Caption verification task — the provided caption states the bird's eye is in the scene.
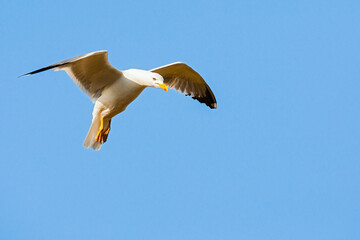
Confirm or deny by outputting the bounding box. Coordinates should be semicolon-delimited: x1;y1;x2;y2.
152;77;156;81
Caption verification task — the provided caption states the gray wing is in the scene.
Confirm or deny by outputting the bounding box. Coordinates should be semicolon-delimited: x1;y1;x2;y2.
151;62;217;109
20;50;122;102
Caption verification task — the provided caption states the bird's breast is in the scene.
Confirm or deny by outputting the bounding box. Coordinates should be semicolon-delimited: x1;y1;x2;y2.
97;77;146;118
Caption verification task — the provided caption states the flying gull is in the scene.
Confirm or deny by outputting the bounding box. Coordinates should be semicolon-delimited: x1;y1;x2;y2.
20;50;217;150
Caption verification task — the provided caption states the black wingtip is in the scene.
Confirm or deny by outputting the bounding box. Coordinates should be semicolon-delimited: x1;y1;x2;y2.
18;73;30;78
18;62;68;79
206;102;217;109
191;87;217;109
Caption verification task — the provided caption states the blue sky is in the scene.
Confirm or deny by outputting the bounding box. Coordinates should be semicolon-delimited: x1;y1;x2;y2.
1;0;359;239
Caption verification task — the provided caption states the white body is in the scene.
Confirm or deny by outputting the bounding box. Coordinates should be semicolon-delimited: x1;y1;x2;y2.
83;70;156;150
95;75;146;119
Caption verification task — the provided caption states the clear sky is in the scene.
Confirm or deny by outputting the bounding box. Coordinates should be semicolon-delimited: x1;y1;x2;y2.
1;0;359;239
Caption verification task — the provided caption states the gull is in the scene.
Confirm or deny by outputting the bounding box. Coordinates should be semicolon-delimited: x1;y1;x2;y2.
20;50;217;150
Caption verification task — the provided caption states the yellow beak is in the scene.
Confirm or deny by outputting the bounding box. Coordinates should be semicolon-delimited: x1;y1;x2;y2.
158;83;168;92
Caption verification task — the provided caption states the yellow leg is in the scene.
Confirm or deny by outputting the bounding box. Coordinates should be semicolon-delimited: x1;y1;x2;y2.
95;117;104;142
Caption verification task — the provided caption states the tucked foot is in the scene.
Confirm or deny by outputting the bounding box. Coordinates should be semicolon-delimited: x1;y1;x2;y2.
95;118;111;144
102;127;111;142
95;117;104;142
95;127;110;143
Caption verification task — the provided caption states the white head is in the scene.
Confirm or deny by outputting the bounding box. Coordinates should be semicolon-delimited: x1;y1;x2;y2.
123;69;168;91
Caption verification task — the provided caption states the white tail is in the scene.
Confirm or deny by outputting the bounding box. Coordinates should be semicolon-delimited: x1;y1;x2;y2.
84;119;111;151
83;116;103;150
83;103;112;150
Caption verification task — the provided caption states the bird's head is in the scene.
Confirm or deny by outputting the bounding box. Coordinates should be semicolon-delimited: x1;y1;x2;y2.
123;69;168;91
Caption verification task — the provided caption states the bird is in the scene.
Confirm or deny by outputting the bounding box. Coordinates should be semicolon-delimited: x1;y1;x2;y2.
20;50;217;150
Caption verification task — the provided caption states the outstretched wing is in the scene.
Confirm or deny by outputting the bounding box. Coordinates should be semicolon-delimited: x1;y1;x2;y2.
151;62;217;109
20;50;122;102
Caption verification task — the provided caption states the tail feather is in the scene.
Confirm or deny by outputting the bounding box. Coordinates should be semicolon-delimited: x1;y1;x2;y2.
83;117;103;150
